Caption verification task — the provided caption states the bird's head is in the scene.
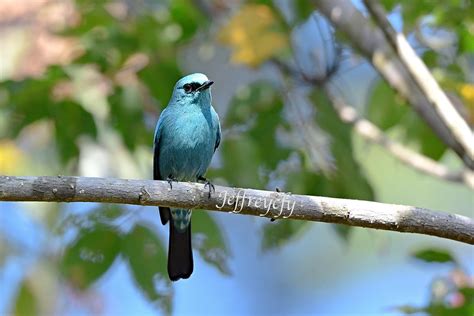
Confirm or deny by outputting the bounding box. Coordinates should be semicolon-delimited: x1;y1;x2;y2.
171;73;214;105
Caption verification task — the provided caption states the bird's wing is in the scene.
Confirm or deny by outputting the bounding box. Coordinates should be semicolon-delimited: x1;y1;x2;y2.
153;108;171;225
212;106;221;152
153;108;166;181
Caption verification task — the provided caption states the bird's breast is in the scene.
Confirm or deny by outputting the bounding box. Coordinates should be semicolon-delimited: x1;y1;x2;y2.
159;109;216;180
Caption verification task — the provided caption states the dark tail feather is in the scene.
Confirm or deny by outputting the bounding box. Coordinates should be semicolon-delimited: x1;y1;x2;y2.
168;221;193;281
159;207;170;225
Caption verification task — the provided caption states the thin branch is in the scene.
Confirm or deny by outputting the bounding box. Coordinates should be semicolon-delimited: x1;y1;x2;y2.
362;0;474;165
271;59;473;188
1;176;473;244
324;88;474;189
312;0;473;169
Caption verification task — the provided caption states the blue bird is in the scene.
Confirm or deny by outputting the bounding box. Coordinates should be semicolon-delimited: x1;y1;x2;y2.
153;73;221;281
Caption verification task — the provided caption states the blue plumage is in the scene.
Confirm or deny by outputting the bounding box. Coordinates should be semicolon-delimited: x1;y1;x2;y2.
153;73;220;281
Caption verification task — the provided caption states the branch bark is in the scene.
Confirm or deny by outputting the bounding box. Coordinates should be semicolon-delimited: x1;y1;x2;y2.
313;0;474;169
1;176;473;244
362;0;474;164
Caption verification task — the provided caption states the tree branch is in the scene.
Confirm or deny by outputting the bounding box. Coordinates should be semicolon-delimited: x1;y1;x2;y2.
362;0;474;165
324;89;474;189
1;176;473;244
270;59;473;188
313;0;474;169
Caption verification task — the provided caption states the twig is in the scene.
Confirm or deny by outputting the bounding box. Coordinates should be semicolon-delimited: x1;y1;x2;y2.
362;0;474;166
324;89;474;189
312;0;473;168
271;59;473;188
1;176;473;244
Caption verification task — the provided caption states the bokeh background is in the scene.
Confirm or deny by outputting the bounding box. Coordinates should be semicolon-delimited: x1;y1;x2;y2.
0;0;473;315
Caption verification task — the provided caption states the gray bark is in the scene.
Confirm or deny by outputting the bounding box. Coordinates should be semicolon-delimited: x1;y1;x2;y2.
1;175;473;244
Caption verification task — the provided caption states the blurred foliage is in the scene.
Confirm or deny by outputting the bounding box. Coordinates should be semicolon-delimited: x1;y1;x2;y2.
52;204;229;314
61;224;122;290
412;248;457;264
216;82;291;188
122;223;172;314
381;0;474;53
0;0;472;314
312;90;374;201
367;81;448;160
2;67;98;162
396;248;474;316
192;211;231;275
59;212;174;313
218;4;289;67
379;0;474;124
262;220;310;250
12;280;37;316
0;140;25;174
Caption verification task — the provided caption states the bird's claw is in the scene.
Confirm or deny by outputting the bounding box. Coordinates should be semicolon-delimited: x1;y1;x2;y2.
204;181;215;198
198;176;215;198
166;175;177;190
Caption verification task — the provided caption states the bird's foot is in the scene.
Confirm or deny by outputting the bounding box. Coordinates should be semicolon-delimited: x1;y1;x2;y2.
166;175;178;190
198;176;215;198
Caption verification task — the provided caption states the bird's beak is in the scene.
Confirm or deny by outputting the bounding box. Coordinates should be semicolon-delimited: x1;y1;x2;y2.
196;80;214;91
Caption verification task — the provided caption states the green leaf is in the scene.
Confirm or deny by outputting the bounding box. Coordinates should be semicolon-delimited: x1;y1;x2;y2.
459;27;474;53
395;304;423;314
90;204;127;223
192;211;231;275
122;223;172;315
3;66;67;136
292;0;315;23
367;80;447;160
367;81;409;131
412;248;456;264
56;204;127;235
403;112;447;160
422;50;438;69
424;303;473;316
262;220;309;250
61;224;122;289
397;302;474;316
12;280;37;316
379;0;399;11
459;286;474;302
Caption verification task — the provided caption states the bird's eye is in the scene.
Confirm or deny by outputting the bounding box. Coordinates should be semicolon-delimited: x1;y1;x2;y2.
183;84;192;93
